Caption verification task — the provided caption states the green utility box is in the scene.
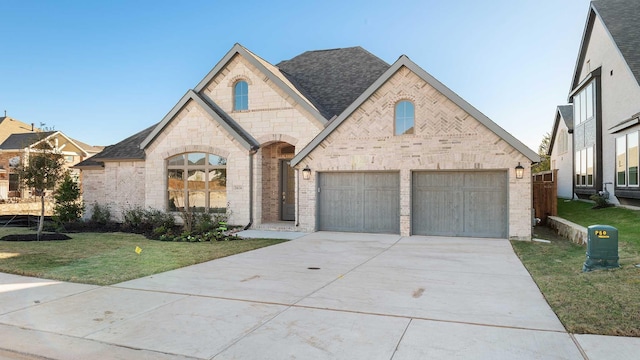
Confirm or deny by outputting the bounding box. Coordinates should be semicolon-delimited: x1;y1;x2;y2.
583;225;619;272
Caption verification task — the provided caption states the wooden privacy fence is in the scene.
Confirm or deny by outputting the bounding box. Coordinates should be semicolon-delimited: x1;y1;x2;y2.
532;170;557;224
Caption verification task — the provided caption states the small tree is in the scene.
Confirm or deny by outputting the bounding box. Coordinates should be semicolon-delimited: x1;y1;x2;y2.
16;141;65;240
532;132;551;173
53;171;83;223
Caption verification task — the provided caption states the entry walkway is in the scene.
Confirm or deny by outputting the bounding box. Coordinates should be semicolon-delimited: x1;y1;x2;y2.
0;232;638;359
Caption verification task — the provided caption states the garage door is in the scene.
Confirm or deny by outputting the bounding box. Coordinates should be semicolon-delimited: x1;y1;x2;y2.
318;172;400;234
412;171;507;238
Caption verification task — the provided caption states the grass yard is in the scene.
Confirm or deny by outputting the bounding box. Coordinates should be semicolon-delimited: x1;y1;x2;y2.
512;200;640;336
0;227;286;286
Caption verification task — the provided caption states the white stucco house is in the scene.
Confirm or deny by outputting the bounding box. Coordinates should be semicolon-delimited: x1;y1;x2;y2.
549;105;575;199
548;0;640;206
77;44;539;239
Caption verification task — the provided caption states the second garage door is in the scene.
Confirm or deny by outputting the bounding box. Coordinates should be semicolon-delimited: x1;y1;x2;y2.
318;172;400;234
412;171;508;238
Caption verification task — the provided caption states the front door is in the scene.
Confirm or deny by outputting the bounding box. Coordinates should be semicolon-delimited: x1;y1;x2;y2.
280;160;295;221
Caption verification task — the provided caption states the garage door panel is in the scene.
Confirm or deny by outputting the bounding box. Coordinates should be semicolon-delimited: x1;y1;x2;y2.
464;190;506;237
364;189;400;233
319;172;399;234
318;188;360;232
413;188;462;236
412;171;507;238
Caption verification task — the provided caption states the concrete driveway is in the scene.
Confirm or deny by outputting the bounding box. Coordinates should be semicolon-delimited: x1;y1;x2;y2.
0;232;637;359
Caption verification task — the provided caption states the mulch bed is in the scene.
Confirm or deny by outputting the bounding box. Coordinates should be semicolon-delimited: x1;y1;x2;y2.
1;233;71;241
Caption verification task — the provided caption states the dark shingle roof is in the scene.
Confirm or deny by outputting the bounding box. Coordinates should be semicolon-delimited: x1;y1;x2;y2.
592;0;640;85
277;47;390;119
0;131;56;150
90;124;156;161
557;105;574;130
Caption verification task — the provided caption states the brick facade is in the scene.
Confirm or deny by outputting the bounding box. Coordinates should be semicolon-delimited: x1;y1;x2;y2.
81;47;534;240
295;67;533;239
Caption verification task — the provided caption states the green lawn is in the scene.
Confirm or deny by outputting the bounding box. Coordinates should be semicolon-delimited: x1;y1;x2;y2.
0;228;286;286
512;200;640;336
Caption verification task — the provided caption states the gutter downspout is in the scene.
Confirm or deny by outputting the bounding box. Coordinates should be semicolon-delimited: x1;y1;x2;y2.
244;146;259;230
295;168;299;227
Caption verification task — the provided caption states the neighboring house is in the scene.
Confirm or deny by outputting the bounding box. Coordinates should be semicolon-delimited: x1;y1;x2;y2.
549;105;575;199
77;43;539;239
0;115;39;144
0;131;101;200
549;0;640;206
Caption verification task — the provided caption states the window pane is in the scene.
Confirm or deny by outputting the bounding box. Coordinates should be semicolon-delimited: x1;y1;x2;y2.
187;170;206;190
167;169;184;190
580;149;587;186
234;81;248;110
395;101;414;135
208;154;227;166
587;147;593;186
188;191;206;211
575;150;581;185
168;191;184;211
580;89;587;123
9;173;19;192
187;153;206;166
586;83;594;120
574;95;581;124
617;136;626;186
168;154;184;166
628;132;639;186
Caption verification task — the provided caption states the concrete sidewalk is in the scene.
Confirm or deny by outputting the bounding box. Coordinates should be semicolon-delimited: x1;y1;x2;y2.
0;232;638;359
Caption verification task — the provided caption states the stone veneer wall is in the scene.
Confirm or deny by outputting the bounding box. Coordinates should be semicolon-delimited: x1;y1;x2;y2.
296;66;533;239
548;216;588;245
81;161;145;221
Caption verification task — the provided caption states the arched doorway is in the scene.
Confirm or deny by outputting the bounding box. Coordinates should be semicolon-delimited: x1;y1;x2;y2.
261;141;295;223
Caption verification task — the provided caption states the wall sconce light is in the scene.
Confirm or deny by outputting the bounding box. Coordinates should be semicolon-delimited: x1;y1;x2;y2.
515;162;525;179
302;165;311;180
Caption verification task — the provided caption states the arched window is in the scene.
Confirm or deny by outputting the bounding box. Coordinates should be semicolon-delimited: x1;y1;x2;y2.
167;152;227;212
234;80;248;111
395;100;414;135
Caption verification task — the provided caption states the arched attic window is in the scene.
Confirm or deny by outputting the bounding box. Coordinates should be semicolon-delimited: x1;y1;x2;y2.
395;100;415;135
234;80;248;111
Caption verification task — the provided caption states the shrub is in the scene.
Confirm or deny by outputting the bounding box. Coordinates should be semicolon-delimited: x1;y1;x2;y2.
122;206;146;232
590;193;613;209
90;202;112;225
53;172;83;223
122;206;177;235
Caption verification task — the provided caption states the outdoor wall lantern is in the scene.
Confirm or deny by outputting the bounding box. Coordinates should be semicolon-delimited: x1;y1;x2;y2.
515;162;525;179
302;165;311;180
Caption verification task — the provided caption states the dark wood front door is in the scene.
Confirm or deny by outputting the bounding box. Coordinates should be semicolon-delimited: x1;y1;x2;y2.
280;160;295;221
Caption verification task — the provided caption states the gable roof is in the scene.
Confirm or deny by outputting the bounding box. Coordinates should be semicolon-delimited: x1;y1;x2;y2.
571;0;640;91
0;130;91;157
194;43;327;125
87;124;156;162
548;105;574;156
277;47;390;120
0;116;38;145
140;89;259;151
0;131;56;150
291;55;540;166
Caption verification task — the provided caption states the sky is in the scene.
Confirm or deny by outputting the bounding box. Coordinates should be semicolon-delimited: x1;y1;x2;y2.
1;0;592;151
